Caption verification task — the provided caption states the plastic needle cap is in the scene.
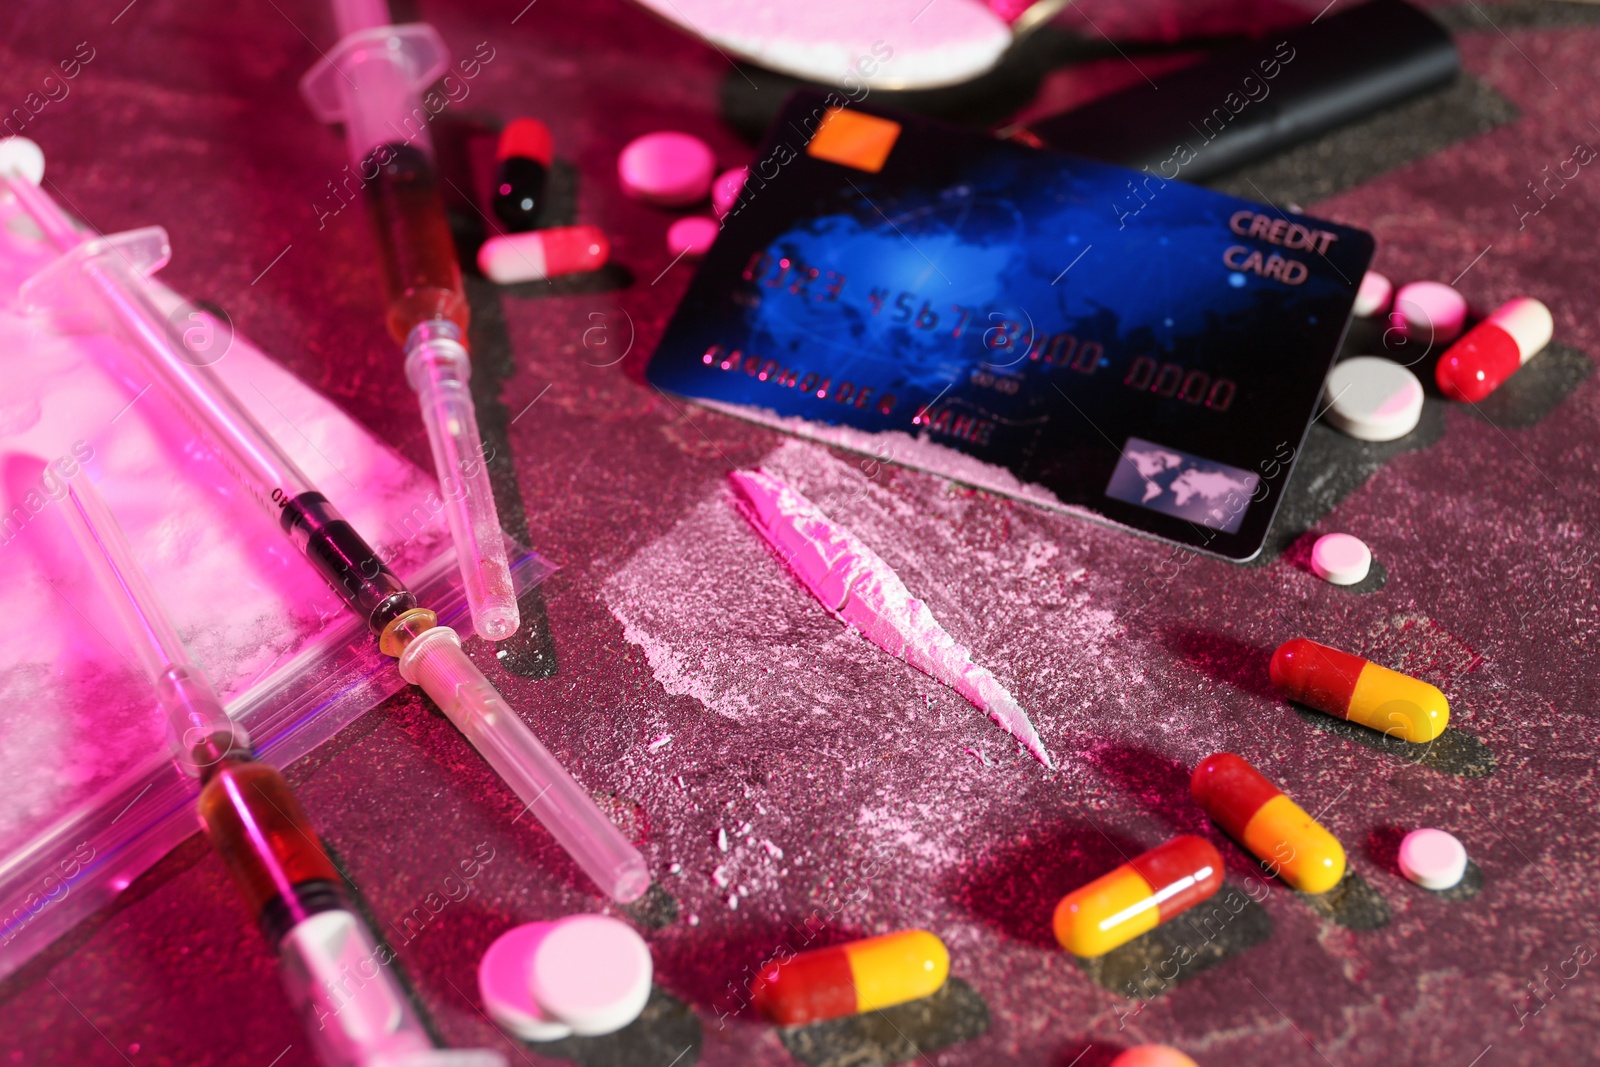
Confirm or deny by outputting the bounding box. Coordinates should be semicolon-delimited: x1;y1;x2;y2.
397;626;650;902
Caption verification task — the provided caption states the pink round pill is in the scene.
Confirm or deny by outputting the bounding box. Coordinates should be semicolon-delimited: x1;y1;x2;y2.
478;922;572;1042
1398;828;1468;890
1310;532;1372;586
618;131;715;207
1392;280;1468;344
1352;270;1393;318
1110;1046;1200;1067
667;216;719;260
529;914;652;1036
712;166;748;217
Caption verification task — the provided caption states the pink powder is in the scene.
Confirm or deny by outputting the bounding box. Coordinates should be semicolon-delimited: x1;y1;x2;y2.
728;467;1051;766
0;218;451;853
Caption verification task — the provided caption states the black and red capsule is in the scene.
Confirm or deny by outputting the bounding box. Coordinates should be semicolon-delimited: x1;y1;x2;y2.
492;117;553;232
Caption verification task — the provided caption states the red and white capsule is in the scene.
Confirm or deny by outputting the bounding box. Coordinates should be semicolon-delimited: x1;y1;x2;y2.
1435;297;1553;402
478;224;609;284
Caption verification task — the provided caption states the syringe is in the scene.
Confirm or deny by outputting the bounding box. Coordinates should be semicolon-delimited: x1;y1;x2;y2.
53;468;503;1067
300;0;518;643
0;137;650;905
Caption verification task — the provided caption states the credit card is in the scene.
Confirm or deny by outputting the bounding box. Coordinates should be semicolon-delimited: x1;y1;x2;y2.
646;91;1375;560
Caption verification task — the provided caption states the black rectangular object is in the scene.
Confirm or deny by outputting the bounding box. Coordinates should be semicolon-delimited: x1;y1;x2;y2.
1012;0;1458;183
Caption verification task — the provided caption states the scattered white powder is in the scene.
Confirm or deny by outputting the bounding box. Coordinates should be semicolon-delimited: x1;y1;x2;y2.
603;439;1121;768
699;399;1090;522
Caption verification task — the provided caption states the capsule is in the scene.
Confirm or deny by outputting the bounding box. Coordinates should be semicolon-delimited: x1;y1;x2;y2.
750;930;948;1026
1191;753;1346;894
1435;297;1553;402
1052;835;1223;958
1270;637;1448;743
477;224;609;285
492;118;553;232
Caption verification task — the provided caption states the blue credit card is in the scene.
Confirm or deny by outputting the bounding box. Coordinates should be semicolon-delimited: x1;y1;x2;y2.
646;92;1374;560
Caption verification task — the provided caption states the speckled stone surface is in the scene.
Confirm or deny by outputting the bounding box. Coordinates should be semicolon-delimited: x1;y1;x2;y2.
1;1;1598;1065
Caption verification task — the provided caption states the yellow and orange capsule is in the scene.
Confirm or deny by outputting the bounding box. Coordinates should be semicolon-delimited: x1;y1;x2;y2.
1270;637;1448;743
1053;835;1223;958
750;930;949;1026
1192;753;1346;894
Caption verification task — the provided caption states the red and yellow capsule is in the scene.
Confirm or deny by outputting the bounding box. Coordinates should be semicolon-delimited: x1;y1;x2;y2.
750;930;949;1026
1270;637;1448;743
1053;835;1223;958
1191;753;1346;894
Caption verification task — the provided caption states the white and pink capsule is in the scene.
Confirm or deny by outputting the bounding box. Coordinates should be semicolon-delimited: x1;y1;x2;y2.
1435;297;1553;402
478;224;609;284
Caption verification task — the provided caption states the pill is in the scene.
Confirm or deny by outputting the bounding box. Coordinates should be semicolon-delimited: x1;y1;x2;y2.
1323;356;1423;441
1192;753;1346;894
1310;532;1372;586
1435;297;1553;402
528;914;652;1036
1391;280;1467;344
1352;270;1393;318
478;922;573;1042
1110;1047;1201;1067
751;930;949;1026
712;166;748;217
1397;828;1468;890
478;224;609;284
1270;637;1448;743
492;118;554;232
1053;835;1223;958
667;216;719;260
618;131;715;207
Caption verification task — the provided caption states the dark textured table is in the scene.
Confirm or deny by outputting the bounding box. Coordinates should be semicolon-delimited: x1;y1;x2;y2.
1;1;1598;1064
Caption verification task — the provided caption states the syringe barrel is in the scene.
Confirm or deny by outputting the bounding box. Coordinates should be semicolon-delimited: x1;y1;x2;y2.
280;491;419;636
364;142;468;343
277;909;437;1067
200;757;454;1066
200;759;345;933
72;255;417;636
326;27;439;165
299;22;466;343
331;0;391;39
87;257;318;507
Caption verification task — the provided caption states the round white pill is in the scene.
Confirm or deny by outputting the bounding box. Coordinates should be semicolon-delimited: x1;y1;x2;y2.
1398;828;1468;890
1311;533;1372;585
1352;270;1393;318
478;922;573;1042
530;915;652;1036
1392;280;1468;344
1324;356;1424;441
